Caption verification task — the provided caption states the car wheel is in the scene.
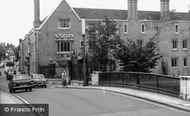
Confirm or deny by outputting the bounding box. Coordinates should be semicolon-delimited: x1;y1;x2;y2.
44;85;47;88
25;88;28;92
29;88;32;91
13;89;15;93
9;89;12;93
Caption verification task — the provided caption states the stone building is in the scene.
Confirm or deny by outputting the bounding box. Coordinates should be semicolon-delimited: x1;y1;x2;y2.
19;0;190;78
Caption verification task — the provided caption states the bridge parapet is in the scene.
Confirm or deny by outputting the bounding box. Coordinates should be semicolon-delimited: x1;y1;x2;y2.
94;72;180;98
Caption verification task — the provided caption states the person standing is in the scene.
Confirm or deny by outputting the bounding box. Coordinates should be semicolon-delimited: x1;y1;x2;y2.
62;70;68;87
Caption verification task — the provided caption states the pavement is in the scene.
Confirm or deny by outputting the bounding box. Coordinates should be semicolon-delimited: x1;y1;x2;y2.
1;83;190;113
0;91;28;104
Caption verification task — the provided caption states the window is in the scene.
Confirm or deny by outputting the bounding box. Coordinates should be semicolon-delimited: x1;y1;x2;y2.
61;42;64;51
184;57;187;67
64;42;67;51
65;42;70;51
123;23;128;34
182;39;188;50
58;19;70;29
59;41;70;52
67;42;70;51
55;34;73;53
172;40;178;50
27;44;30;55
27;38;30;54
80;40;83;48
171;58;178;67
57;42;60;52
141;23;145;34
175;24;179;34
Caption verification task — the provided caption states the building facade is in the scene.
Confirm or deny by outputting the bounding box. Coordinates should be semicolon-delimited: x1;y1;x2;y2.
19;0;190;78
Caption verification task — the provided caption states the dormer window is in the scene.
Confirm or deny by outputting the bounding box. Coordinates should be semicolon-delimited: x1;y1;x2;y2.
58;19;71;29
141;23;145;34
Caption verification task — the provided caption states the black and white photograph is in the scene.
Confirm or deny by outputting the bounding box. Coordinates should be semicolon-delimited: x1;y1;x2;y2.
0;0;190;116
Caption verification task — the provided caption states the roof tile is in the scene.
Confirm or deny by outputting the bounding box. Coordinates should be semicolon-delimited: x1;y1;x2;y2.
73;8;190;20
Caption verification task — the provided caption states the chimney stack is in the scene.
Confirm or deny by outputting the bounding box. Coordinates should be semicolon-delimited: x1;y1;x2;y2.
160;0;170;20
19;39;22;44
127;0;138;20
33;0;41;29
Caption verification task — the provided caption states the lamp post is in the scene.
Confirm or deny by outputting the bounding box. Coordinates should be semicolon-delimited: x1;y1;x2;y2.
82;17;87;86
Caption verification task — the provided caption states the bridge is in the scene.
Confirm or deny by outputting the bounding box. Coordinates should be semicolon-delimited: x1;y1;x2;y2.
90;71;190;100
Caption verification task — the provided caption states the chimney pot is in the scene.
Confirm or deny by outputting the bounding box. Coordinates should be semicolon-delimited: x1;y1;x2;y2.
127;0;138;20
33;0;41;29
160;0;170;20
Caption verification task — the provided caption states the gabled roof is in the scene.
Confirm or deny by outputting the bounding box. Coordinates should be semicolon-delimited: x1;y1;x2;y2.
36;0;190;30
172;12;190;20
37;0;80;30
74;8;190;21
73;8;128;20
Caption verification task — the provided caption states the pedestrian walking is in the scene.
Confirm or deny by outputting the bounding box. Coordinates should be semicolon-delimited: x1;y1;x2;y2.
62;70;69;88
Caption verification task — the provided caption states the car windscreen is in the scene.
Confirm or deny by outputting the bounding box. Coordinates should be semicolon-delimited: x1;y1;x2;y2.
33;75;45;79
13;75;30;80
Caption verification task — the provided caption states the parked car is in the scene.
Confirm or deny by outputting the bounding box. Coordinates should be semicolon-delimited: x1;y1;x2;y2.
6;69;16;80
32;74;47;88
4;62;16;80
8;74;34;93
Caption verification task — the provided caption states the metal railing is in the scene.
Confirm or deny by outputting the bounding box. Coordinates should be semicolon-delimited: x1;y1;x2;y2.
99;72;180;97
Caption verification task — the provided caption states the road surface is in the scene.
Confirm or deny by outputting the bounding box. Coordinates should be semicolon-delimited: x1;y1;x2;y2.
0;75;190;116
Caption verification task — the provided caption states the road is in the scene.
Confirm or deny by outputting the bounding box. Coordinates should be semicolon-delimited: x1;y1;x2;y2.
0;75;190;116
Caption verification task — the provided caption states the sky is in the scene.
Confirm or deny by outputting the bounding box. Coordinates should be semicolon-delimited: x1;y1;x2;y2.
0;0;190;47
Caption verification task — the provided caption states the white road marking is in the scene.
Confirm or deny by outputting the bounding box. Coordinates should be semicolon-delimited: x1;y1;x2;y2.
12;93;29;104
183;104;190;106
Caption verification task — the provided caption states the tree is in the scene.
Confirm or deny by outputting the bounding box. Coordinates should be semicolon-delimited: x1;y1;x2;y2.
0;44;6;60
86;16;119;72
87;16;162;72
115;34;162;72
13;46;19;61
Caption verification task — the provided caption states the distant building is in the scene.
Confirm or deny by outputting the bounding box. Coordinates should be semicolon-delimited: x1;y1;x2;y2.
0;42;15;60
19;0;190;78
